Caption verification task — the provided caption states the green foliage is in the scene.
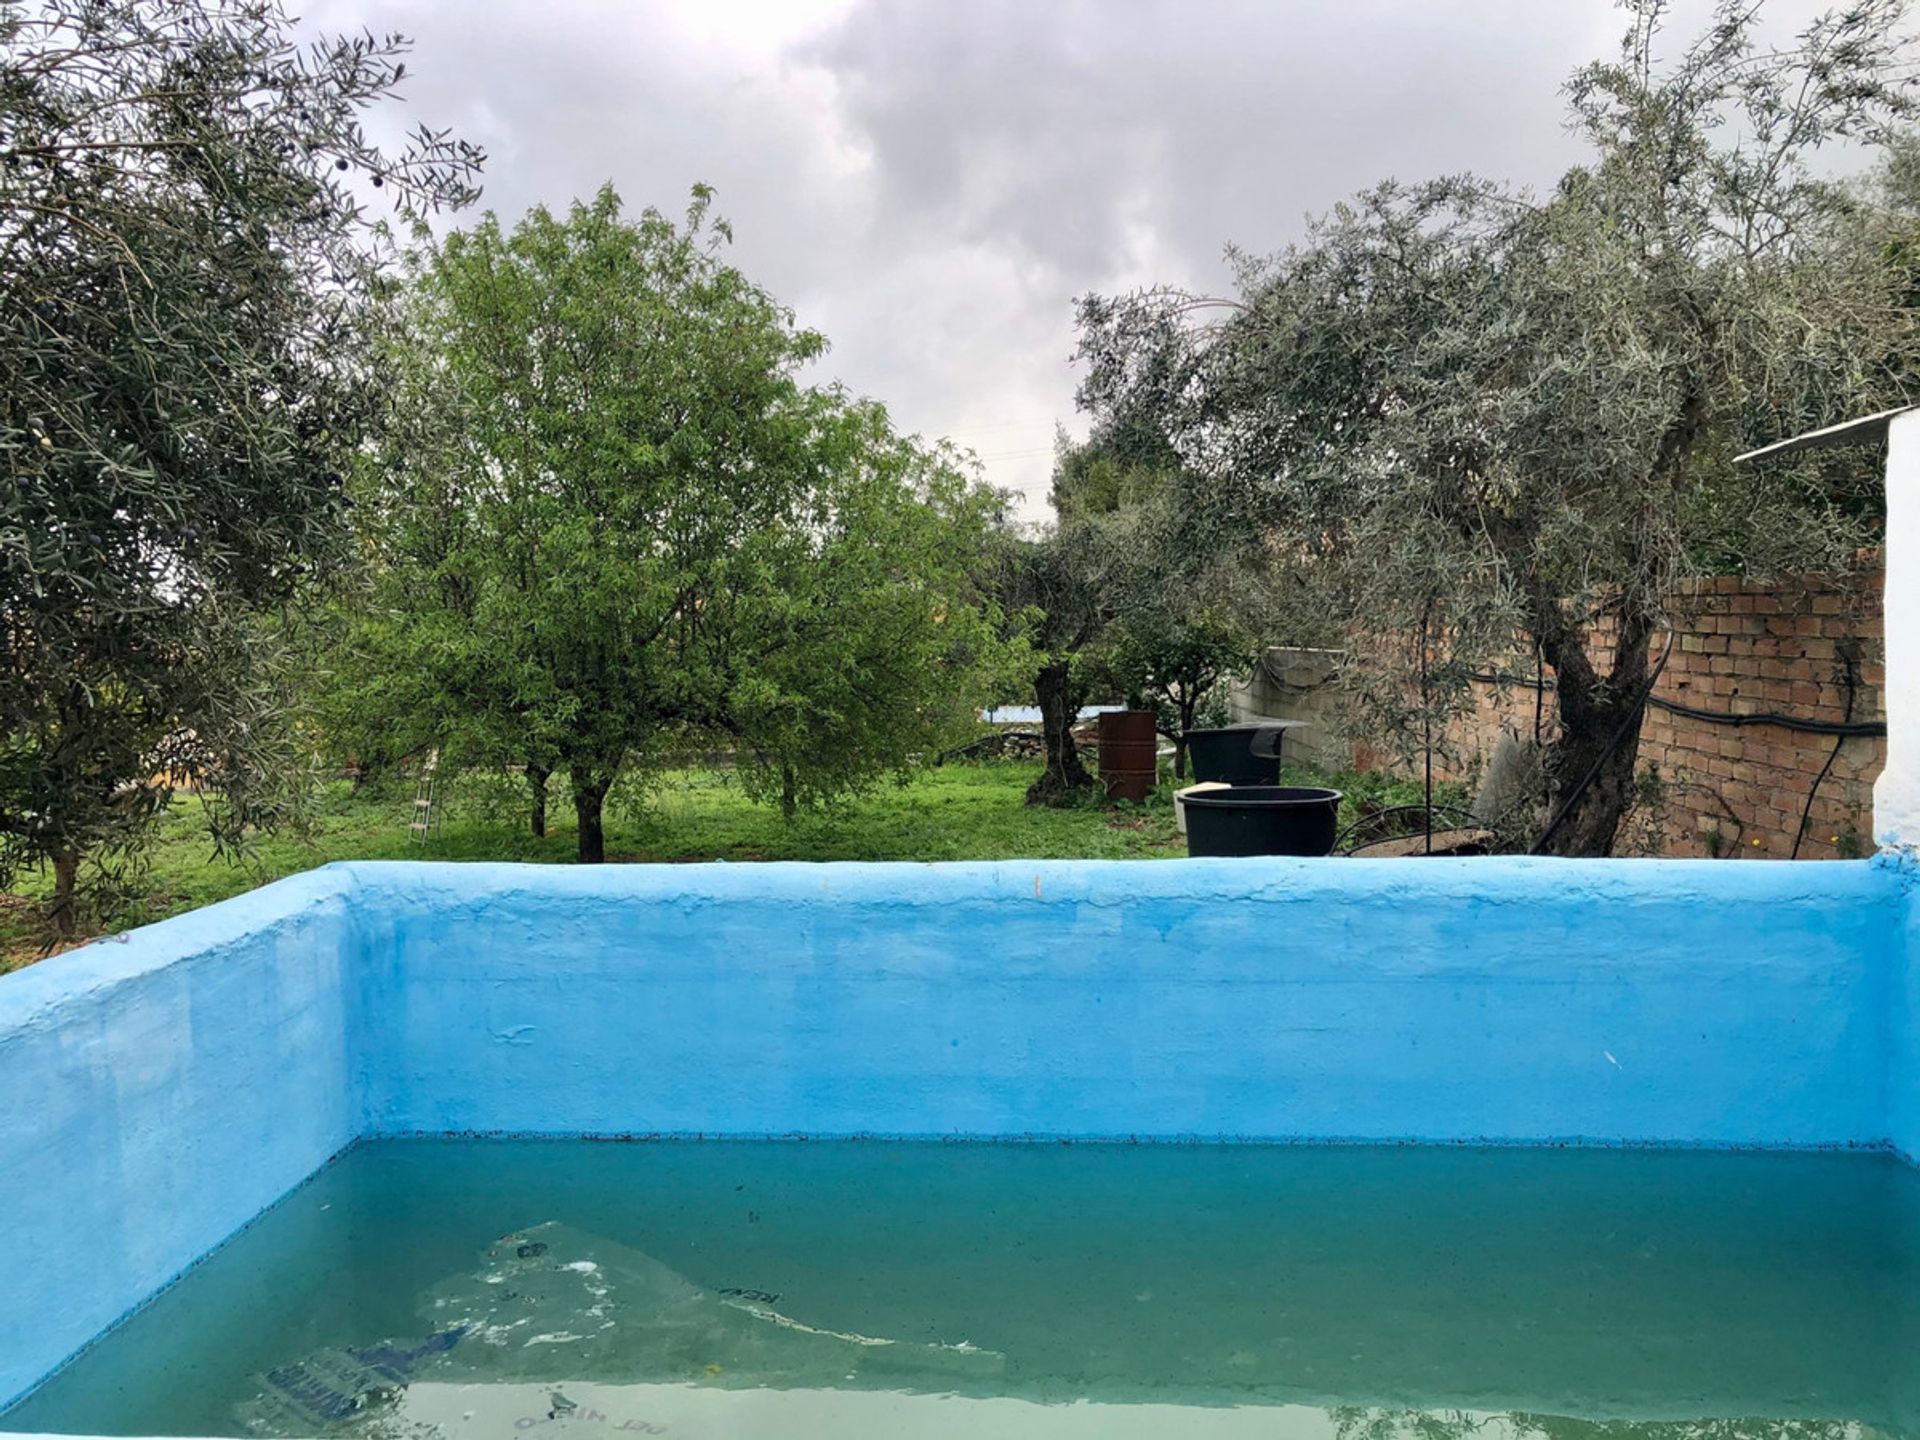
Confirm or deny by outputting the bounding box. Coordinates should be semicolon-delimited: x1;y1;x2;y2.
1050;418;1176;519
328;186;1014;857
1104;605;1252;764
997;417;1282;802
1077;0;1920;855
1047;426;1267;779
0;0;480;932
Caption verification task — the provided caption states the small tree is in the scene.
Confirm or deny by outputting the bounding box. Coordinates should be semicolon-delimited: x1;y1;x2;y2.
1078;0;1920;854
0;1;479;932
1105;607;1253;779
342;186;1010;860
1053;428;1263;782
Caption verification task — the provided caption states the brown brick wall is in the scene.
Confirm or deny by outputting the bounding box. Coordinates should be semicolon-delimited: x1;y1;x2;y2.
1439;563;1885;858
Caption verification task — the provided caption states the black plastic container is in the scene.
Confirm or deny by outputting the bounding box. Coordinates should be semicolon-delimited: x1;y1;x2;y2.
1182;785;1343;858
1184;724;1288;786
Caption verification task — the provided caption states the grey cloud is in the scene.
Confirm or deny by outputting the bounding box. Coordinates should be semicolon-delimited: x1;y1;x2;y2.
303;0;1851;517
802;0;1609;287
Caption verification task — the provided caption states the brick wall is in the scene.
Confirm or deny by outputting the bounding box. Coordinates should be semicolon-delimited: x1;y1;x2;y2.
1635;565;1883;857
1236;563;1887;858
1457;563;1886;858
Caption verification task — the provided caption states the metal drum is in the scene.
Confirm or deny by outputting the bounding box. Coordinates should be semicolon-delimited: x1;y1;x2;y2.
1097;709;1159;801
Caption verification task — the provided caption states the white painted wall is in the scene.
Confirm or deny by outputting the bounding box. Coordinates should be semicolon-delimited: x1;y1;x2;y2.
1876;409;1920;849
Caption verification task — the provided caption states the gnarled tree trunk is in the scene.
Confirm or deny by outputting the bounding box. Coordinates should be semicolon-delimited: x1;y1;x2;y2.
1172;685;1205;781
1533;604;1655;857
1025;659;1093;806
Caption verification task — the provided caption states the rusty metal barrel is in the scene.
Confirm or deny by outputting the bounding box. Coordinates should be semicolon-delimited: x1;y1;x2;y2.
1097;709;1159;801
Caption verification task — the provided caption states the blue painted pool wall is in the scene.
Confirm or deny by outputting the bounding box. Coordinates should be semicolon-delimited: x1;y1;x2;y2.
2;854;1916;1412
350;859;1901;1148
0;869;358;1410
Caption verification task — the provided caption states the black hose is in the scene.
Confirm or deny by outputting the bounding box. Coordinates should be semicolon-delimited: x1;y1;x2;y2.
1789;733;1849;860
1789;657;1860;860
1467;670;1885;738
1648;696;1883;738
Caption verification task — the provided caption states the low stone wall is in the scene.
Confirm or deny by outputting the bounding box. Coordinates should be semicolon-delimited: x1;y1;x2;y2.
4;856;1919;1406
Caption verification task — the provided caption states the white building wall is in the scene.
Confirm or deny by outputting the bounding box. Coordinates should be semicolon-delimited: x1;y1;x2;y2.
1876;409;1920;850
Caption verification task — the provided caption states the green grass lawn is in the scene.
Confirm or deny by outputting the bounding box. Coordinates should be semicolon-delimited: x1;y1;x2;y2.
1;756;1460;971
0;759;1188;970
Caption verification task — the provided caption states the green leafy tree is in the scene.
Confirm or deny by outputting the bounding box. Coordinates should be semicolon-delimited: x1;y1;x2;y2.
1053;427;1264;782
1078;0;1920;854
0;0;479;932
1105;606;1253;780
337;186;1010;861
1049;417;1178;519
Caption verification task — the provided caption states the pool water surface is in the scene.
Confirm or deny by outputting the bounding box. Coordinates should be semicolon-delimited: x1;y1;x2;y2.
6;1139;1918;1440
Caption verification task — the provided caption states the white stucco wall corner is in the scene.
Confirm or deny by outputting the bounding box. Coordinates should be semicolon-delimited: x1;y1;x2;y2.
1873;408;1920;849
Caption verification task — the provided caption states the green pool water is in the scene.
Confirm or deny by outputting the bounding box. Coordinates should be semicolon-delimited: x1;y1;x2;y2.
6;1139;1920;1440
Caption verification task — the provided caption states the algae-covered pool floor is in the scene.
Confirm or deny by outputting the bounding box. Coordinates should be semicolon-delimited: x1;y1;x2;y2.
7;1139;1919;1440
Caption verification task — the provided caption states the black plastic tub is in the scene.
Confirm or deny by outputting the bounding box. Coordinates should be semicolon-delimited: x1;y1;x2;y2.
1184;724;1287;786
1182;785;1343;858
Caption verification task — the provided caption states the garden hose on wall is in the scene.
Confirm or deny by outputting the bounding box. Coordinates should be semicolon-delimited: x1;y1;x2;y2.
1465;672;1885;738
1789;651;1861;861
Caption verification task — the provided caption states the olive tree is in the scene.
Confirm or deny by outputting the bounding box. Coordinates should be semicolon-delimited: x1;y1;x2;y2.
1078;0;1920;855
989;519;1123;805
337;186;1011;861
0;0;479;931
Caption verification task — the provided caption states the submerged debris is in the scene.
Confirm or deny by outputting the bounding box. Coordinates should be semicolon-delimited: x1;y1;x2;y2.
238;1222;1001;1437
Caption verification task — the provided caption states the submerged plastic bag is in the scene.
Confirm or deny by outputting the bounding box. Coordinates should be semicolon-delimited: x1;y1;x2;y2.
238;1222;1001;1438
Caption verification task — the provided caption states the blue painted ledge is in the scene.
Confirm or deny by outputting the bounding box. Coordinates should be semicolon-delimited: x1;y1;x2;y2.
0;854;1915;1406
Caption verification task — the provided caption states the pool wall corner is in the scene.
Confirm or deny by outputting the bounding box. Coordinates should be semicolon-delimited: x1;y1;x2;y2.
1882;853;1920;1163
0;867;360;1410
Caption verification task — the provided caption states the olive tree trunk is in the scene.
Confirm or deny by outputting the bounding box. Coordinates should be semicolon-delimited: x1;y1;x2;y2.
1025;659;1094;806
1532;606;1654;857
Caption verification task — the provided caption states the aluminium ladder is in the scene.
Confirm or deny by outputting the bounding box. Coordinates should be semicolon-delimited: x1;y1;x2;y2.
408;749;441;843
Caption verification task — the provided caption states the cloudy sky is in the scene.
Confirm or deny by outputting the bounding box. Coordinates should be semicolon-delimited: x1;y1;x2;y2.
301;0;1841;519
